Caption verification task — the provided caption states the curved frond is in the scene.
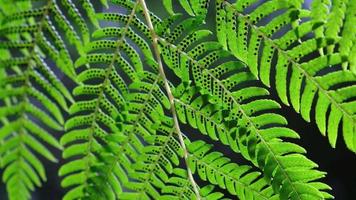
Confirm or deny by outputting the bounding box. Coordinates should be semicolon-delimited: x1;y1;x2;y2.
158;17;332;199
59;2;167;199
59;3;139;199
215;0;356;153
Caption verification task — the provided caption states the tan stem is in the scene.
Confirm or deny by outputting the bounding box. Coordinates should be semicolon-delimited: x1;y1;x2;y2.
138;0;201;199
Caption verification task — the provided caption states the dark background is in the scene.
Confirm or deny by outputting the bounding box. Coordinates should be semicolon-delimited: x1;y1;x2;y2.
1;0;355;199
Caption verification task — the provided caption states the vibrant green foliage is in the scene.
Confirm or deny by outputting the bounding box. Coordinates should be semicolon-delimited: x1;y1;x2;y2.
0;0;354;200
215;0;356;153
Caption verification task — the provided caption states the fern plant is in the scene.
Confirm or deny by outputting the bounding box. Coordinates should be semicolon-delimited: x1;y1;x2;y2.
0;0;355;200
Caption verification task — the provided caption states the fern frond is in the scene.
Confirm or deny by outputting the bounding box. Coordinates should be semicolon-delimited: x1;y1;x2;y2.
80;70;171;200
215;0;356;153
59;2;164;199
188;140;279;200
0;0;95;198
174;83;332;199
95;2;189;198
59;3;178;199
336;0;356;72
174;86;232;147
156;16;332;198
0;0;107;198
111;0;161;25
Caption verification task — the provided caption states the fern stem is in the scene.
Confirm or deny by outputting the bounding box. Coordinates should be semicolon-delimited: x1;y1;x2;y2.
138;0;201;199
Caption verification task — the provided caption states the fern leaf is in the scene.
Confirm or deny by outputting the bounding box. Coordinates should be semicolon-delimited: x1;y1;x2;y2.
90;2;201;199
59;2;164;199
215;0;356;153
158;16;332;199
174;83;332;199
0;5;58;200
0;0;105;199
